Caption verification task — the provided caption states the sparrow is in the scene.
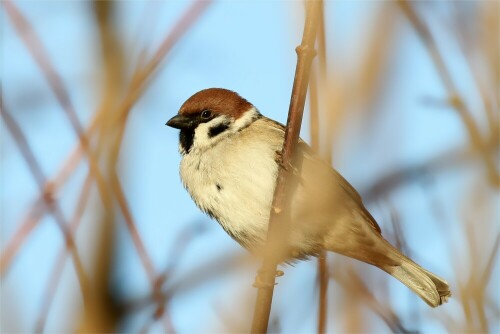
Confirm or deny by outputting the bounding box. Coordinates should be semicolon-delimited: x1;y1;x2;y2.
166;88;451;307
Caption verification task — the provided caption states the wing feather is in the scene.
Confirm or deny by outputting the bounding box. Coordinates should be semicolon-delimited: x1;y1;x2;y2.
260;116;382;234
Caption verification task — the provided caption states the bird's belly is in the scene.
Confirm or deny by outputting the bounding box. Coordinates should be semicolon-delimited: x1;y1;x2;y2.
180;148;277;250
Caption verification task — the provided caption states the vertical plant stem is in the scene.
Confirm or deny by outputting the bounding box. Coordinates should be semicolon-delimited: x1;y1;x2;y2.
0;102;90;309
3;0;157;284
35;172;93;333
1;1;213;288
398;0;499;187
317;3;329;333
250;1;321;333
309;2;328;332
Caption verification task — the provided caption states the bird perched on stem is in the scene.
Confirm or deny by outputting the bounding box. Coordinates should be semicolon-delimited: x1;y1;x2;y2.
166;88;451;307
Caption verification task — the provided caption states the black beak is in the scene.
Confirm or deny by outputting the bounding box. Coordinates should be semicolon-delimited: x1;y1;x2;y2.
166;115;193;130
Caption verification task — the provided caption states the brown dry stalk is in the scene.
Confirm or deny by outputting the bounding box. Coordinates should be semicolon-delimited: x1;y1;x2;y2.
0;132;84;277
0;116;93;277
250;1;321;333
2;0;157;284
309;33;328;334
0;199;44;276
451;5;499;144
1;0;212;288
398;0;499;187
363;129;498;203
117;0;213;125
0;102;90;308
35;172;93;333
335;268;412;333
310;2;329;333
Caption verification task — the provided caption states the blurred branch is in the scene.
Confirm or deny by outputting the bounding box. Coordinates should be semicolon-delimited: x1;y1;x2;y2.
0;125;86;277
123;253;247;315
450;4;499;144
138;222;207;332
309;1;329;333
362;138;498;202
323;3;397;157
0;100;89;308
1;0;212;290
334;268;417;334
398;0;499;187
116;0;213;122
2;0;157;285
460;229;499;332
35;172;93;333
251;1;321;333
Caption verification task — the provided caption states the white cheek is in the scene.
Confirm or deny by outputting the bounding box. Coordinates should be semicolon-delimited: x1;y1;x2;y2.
192;117;232;151
193;122;211;146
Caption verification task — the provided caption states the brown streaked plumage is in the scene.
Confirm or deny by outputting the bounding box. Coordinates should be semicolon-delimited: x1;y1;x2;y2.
166;88;451;307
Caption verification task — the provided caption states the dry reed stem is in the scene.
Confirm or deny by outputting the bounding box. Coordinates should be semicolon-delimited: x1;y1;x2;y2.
451;5;499;144
363;136;498;203
1;0;212;290
2;2;212;331
310;2;329;333
0;117;92;277
123;253;246;315
251;1;321;332
398;0;499;187
137;223;207;333
35;172;93;333
116;0;213;126
2;0;157;285
0;102;90;308
0;199;44;276
335;268;413;333
309;75;329;334
459;223;499;332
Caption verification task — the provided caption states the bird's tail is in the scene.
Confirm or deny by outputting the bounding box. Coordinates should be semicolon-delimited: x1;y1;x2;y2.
382;254;451;307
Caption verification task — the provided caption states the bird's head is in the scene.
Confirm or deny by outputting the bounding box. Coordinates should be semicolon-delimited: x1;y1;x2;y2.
166;88;261;154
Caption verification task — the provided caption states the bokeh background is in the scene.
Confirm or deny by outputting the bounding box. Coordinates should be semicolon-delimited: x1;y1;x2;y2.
1;0;498;333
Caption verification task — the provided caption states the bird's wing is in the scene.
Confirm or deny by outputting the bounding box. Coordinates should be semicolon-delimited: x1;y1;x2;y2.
299;143;382;234
260;116;382;234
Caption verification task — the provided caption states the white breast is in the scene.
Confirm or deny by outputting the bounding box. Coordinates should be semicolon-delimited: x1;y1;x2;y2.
179;119;283;250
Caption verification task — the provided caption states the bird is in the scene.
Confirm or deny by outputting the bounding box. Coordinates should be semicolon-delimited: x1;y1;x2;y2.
166;88;451;307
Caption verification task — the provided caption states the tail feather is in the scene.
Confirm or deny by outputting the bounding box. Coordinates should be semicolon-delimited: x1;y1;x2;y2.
383;259;451;307
421;267;452;302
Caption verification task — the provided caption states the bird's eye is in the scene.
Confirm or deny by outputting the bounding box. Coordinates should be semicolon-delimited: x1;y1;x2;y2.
201;110;212;119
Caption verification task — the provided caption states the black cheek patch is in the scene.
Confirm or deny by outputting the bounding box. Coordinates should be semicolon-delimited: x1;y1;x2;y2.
208;122;230;138
180;129;194;153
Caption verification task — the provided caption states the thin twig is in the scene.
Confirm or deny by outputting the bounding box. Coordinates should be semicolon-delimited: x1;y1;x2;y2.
362;137;498;202
0;101;89;309
35;172;93;333
334;268;417;334
450;4;499;144
0;141;83;277
250;1;321;333
398;0;499;187
2;0;157;284
310;2;329;333
2;0;212;289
